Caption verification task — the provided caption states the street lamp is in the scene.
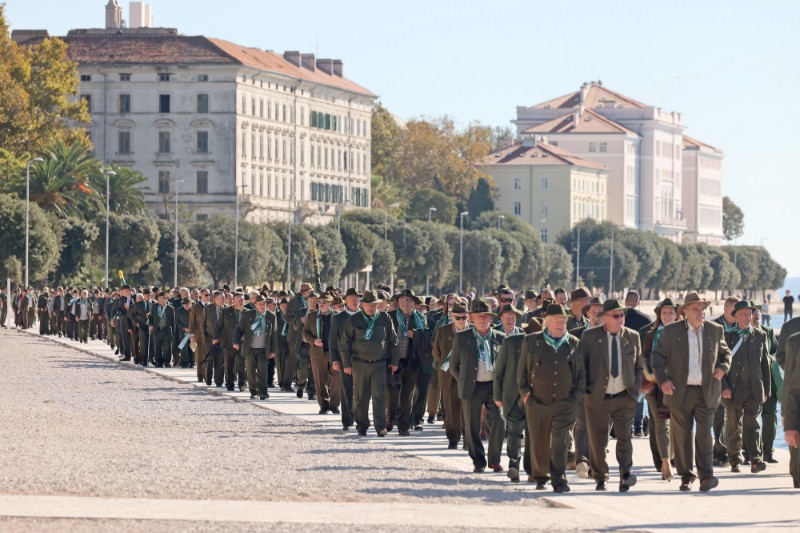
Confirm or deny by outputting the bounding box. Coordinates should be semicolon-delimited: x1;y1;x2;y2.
426;207;437;294
428;207;437;222
24;157;44;288
234;183;249;288
386;203;399;294
287;194;296;289
104;169;117;286
459;211;468;295
497;215;505;230
172;179;185;288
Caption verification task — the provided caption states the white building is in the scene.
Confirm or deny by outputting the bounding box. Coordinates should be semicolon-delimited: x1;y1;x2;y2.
513;81;724;243
17;21;376;224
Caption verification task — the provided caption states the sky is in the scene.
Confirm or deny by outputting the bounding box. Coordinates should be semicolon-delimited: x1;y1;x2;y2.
6;0;800;275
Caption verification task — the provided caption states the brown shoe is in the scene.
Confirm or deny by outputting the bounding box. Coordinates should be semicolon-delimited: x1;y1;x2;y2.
751;460;767;473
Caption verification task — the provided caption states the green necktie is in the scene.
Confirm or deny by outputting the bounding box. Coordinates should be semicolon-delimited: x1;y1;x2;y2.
611;333;619;378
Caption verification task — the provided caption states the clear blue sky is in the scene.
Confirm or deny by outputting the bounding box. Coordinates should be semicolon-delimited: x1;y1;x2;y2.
7;0;799;275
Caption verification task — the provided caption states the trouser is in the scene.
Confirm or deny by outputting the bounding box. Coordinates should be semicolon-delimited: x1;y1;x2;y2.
295;343;311;389
179;342;193;368
791;444;800;487
130;327;141;362
388;366;419;432
205;343;224;386
647;391;671;466
268;358;276;386
411;370;433;424
117;320;131;357
0;305;6;327
28;309;35;329
713;404;727;461
786;309;793;322
38;311;49;334
426;368;442;418
462;381;503;469
438;369;462;445
340;369;355;428
634;396;645;431
138;326;153;363
106;319;116;348
352;358;388;433
194;336;207;381
224;347;246;388
526;397;577;486
311;350;340;409
89;315;101;338
78;319;90;342
54;310;64;335
723;395;763;465
245;348;269;397
762;378;778;458
276;339;290;386
67;316;77;338
155;329;173;366
586;393;636;482
671;386;716;484
505;401;532;474
571;399;590;465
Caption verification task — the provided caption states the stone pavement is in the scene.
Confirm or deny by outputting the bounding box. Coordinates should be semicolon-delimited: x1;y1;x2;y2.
4;328;800;532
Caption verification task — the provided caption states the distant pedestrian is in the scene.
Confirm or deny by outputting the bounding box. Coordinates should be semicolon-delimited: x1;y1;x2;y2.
784;290;795;323
761;302;771;327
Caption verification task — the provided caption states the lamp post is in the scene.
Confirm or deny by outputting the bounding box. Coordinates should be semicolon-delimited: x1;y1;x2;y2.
287;194;296;290
234;183;249;288
104;170;117;286
172;179;185;288
385;202;399;294
425;207;437;294
497;215;505;230
459;211;468;295
24;157;44;288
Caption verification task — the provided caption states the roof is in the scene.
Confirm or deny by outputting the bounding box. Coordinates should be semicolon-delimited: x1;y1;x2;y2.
21;30;375;98
682;135;723;154
478;141;607;170
524;109;639;136
532;82;646;110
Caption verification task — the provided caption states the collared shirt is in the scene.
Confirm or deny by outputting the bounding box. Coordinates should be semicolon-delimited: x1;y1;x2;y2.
606;331;626;394
687;322;703;386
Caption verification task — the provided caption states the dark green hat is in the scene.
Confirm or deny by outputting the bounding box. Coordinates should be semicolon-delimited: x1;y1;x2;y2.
654;297;679;314
733;300;757;315
601;299;628;315
393;288;422;304
469;298;496;316
344;288;363;298
359;290;383;304
582;296;604;316
498;303;522;318
545;303;569;317
524;290;538;300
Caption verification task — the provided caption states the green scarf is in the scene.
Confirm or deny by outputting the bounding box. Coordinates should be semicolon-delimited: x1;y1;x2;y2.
543;330;569;351
251;311;268;336
362;310;380;340
396;309;426;338
652;324;664;349
473;328;494;372
734;325;752;338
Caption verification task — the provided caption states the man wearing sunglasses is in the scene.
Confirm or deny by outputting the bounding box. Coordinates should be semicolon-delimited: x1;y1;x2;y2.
433;299;469;449
581;299;643;492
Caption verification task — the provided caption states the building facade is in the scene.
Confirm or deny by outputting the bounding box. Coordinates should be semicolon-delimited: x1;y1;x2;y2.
513;81;724;244
478;139;608;243
17;25;376;224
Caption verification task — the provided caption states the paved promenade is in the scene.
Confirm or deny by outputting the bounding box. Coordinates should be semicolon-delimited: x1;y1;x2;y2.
1;327;798;532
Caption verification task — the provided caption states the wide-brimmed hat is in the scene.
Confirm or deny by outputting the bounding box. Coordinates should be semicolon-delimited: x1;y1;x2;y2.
393;288;422;304
450;301;469;315
359;290;383;304
733;300;757;316
524;289;538;300
654;297;679;314
582;297;604;316
601;299;628;315
298;282;313;293
332;295;344;306
545;303;568;317
181;297;193;305
253;295;268;303
570;287;592;301
142;288;151;295
469;298;496;316
538;298;554;311
680;291;711;311
344;288;363;298
498;303;522;318
318;292;334;303
156;291;167;299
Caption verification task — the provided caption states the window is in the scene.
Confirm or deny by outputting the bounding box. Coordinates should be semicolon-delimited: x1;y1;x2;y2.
599;142;607;152
158;171;170;193
540;202;549;216
513;177;522;191
158;131;171;153
196;214;208;221
159;73;171;82
118;131;131;155
80;74;92;82
540;177;549;190
513;201;521;215
197;94;209;113
540;228;548;243
119;94;131;114
159;94;170;113
196;131;209;153
196;171;208;194
81;94;92;112
197;74;208;82
119;73;131;82
588;142;596;152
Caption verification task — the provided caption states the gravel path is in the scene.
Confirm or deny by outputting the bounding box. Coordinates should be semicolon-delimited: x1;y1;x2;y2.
0;330;538;507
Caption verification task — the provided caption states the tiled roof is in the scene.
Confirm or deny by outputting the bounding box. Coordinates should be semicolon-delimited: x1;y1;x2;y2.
683;135;722;154
479;141;607;170
532;82;646;110
524;109;639;136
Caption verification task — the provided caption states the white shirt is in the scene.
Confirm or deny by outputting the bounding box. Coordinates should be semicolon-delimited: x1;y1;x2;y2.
687;323;703;386
605;332;626;394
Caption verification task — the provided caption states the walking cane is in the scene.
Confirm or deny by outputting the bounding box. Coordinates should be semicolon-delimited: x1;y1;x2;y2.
147;327;152;366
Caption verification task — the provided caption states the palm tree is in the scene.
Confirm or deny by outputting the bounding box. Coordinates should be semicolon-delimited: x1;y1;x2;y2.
90;165;147;216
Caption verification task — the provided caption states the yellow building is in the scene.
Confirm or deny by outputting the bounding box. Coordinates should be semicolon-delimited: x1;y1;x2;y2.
478;138;608;243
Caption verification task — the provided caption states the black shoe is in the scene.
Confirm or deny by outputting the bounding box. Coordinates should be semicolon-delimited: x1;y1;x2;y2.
447;442;458;450
507;467;520;482
120;356;131;361
699;476;719;492
473;466;486;473
357;430;367;436
731;464;741;473
343;425;351;431
414;424;423;431
308;393;316;401
238;385;245;392
260;395;268;400
553;482;570;493
620;473;637;491
535;482;547;490
319;408;329;415
427;415;435;424
250;395;257;400
227;386;234;391
330;407;340;414
743;458;751;466
436;413;444;421
765;455;779;464
679;479;695;492
297;388;304;398
751;460;767;473
596;481;607;491
399;430;411;436
377;429;387;437
633;429;644;437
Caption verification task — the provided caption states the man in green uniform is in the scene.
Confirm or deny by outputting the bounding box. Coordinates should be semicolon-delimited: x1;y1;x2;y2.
287;283;312;397
329;288;361;430
148;292;175;367
566;287;592;331
721;300;770;473
276;297;292;391
204;290;226;387
174;298;194;368
303;292;341;414
128;288;153;365
214;292;246;391
752;306;779;462
782;332;800;487
340;290;399;437
233;295;278;400
517;303;585;492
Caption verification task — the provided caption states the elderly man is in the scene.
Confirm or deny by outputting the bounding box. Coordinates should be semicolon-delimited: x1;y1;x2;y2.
434;299;469;449
518;304;585;492
783;332;800;487
214;292;246;391
711;295;741;464
450;299;506;473
567;287;592;331
721;300;771;474
582;300;643;492
652;291;732;492
175;297;194;369
330;288;362;430
287;283;313;397
190;289;211;382
233;295;278;401
752;306;780;463
303;292;341;415
340;290;399;437
204;290;227;387
148;292;175;367
75;289;92;344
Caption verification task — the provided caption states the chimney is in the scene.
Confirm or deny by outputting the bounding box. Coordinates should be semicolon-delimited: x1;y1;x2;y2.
332;59;343;77
316;58;334;75
579;82;589;104
301;53;316;71
573;109;580;127
284;51;301;66
105;0;123;29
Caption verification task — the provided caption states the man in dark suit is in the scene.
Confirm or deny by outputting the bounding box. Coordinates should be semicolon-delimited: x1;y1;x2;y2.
233;295;278;400
493;329;531;483
275;297;292;392
433;299;468;449
174;298;194;368
449;298;505;474
303;292;341;414
652;291;732;492
286;283;312;397
148;292;175;367
189;289;210;382
783;332;800;487
624;290;652;332
329;288;360;430
112;285;134;361
204;290;226;387
128;289;153;365
214;292;246;391
582;299;643;492
752;306;780;463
